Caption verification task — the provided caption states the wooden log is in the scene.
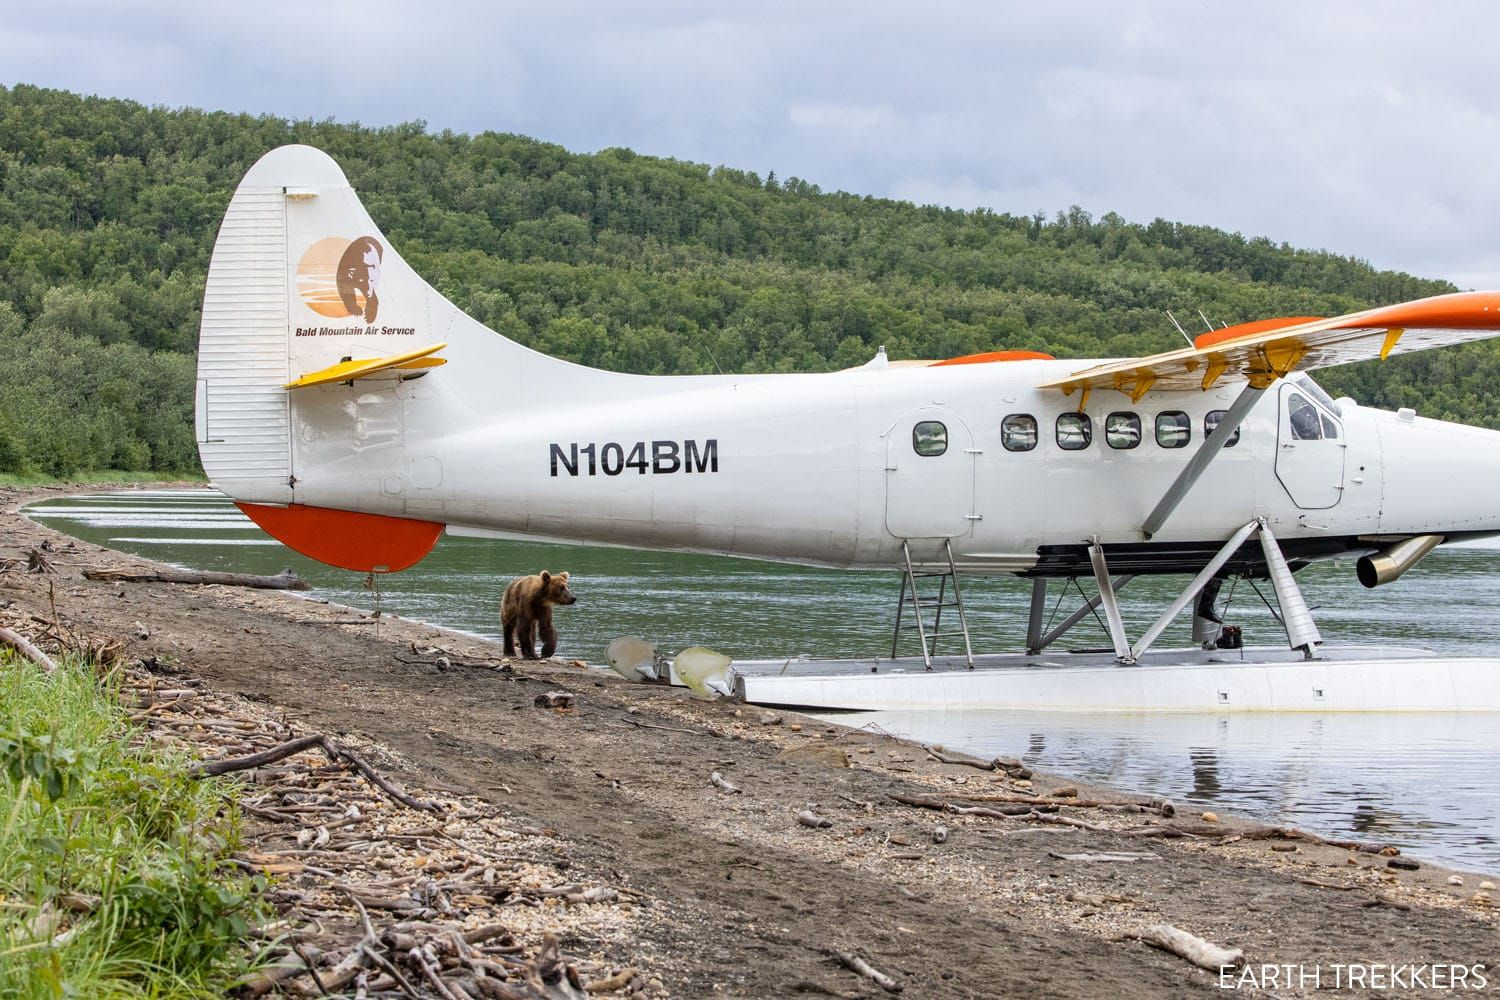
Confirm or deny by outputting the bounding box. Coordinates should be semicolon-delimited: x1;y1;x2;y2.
924;746;996;770
410;945;463;1000
1027;811;1110;832
191;734;440;813
0;626;56;673
195;733;327;775
1137;924;1244;971
584;967;639;993
237;957;316;997
83;566;310;591
797;809;833;829
951;803;1053;818
358;944;423;999
888;793;1050;817
888;792;949;811
1049;851;1159;863
833;951;902;993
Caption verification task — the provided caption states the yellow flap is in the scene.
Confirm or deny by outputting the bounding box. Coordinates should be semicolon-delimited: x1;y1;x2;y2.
285;343;448;389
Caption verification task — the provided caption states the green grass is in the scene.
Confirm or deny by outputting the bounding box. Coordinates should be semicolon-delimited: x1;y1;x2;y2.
0;470;206;488
0;653;268;998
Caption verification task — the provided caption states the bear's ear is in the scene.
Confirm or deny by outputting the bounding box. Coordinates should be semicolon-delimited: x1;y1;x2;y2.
558;572;569;582
540;571;551;584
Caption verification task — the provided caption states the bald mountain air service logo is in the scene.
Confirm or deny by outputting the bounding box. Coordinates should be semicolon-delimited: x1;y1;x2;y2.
297;236;383;322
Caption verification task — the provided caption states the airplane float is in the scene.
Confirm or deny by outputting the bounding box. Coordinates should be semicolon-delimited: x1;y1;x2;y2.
195;145;1500;712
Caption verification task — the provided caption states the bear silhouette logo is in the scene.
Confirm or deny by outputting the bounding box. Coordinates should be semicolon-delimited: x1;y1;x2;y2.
296;236;384;322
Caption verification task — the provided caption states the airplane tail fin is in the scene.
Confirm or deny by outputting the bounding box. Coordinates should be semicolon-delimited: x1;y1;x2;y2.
195;144;599;571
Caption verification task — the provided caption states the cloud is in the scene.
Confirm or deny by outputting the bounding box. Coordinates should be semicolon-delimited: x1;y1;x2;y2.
4;0;1500;285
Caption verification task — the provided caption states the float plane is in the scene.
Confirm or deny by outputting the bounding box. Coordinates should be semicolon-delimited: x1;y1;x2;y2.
195;145;1500;711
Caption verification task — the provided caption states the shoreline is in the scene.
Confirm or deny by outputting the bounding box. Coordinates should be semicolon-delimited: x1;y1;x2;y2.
4;483;1497;997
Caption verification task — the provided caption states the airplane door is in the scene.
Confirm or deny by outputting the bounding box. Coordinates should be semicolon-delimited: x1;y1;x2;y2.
1275;382;1345;509
885;408;978;538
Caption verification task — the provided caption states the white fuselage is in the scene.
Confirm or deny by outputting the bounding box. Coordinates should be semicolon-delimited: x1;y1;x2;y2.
284;356;1500;574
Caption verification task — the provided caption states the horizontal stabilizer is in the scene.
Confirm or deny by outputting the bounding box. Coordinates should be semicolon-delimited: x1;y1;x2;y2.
1041;291;1500;397
285;342;448;389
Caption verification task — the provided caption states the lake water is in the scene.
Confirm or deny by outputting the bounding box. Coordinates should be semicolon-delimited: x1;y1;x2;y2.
25;490;1500;872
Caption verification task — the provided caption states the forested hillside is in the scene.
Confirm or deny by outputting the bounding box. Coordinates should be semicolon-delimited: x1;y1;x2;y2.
0;83;1489;475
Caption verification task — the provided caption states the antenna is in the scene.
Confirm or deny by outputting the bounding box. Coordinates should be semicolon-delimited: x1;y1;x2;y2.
1196;309;1218;333
1165;311;1194;347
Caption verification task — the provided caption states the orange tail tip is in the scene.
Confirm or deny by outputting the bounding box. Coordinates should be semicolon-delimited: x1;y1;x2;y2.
236;503;444;573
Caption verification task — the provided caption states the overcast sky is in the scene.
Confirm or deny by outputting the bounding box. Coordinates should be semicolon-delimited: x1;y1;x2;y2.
6;1;1500;289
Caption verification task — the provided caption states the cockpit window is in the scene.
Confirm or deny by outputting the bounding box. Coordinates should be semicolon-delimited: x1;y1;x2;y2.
1292;372;1339;413
1106;412;1140;450
912;420;948;457
1002;414;1038;452
1288;392;1322;440
1205;409;1240;447
1056;413;1092;450
1321;412;1340;440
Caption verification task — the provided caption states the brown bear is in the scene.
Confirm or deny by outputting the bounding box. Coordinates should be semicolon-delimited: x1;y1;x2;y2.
501;571;577;659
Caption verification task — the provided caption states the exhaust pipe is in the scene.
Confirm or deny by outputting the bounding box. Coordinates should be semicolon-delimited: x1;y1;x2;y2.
1356;534;1443;588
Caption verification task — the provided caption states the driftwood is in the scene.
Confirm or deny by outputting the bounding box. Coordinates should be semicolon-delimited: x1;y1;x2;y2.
584;966;638;993
1136;924;1244;971
0;626;56;673
240;955;322;998
619;715;719;738
1296;877;1357;891
923;745;1031;778
924;746;996;770
83;566;310;591
887;793;1053;818
1210;824;1399;855
1049;851;1158;863
950;791;1173;816
192;733;440;813
833;951;902;993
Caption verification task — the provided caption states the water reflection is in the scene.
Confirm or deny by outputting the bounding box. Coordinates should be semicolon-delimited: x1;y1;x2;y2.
842;708;1500;872
25;490;1500;871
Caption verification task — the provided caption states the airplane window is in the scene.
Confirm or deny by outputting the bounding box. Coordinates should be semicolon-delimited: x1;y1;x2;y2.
1292;372;1339;413
1002;414;1038;452
1105;412;1140;450
1155;411;1191;448
1204;409;1240;447
1287;393;1322;440
1056;413;1092;450
1321;413;1340;439
912;420;948;457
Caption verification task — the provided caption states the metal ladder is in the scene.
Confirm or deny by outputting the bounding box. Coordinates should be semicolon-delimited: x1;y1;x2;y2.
890;539;975;669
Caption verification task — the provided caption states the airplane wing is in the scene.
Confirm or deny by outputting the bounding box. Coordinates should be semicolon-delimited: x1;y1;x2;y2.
1039;291;1500;400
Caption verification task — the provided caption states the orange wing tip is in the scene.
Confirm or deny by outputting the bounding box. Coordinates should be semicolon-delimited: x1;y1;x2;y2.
1194;317;1322;350
1347;290;1500;331
932;350;1057;366
237;503;444;573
